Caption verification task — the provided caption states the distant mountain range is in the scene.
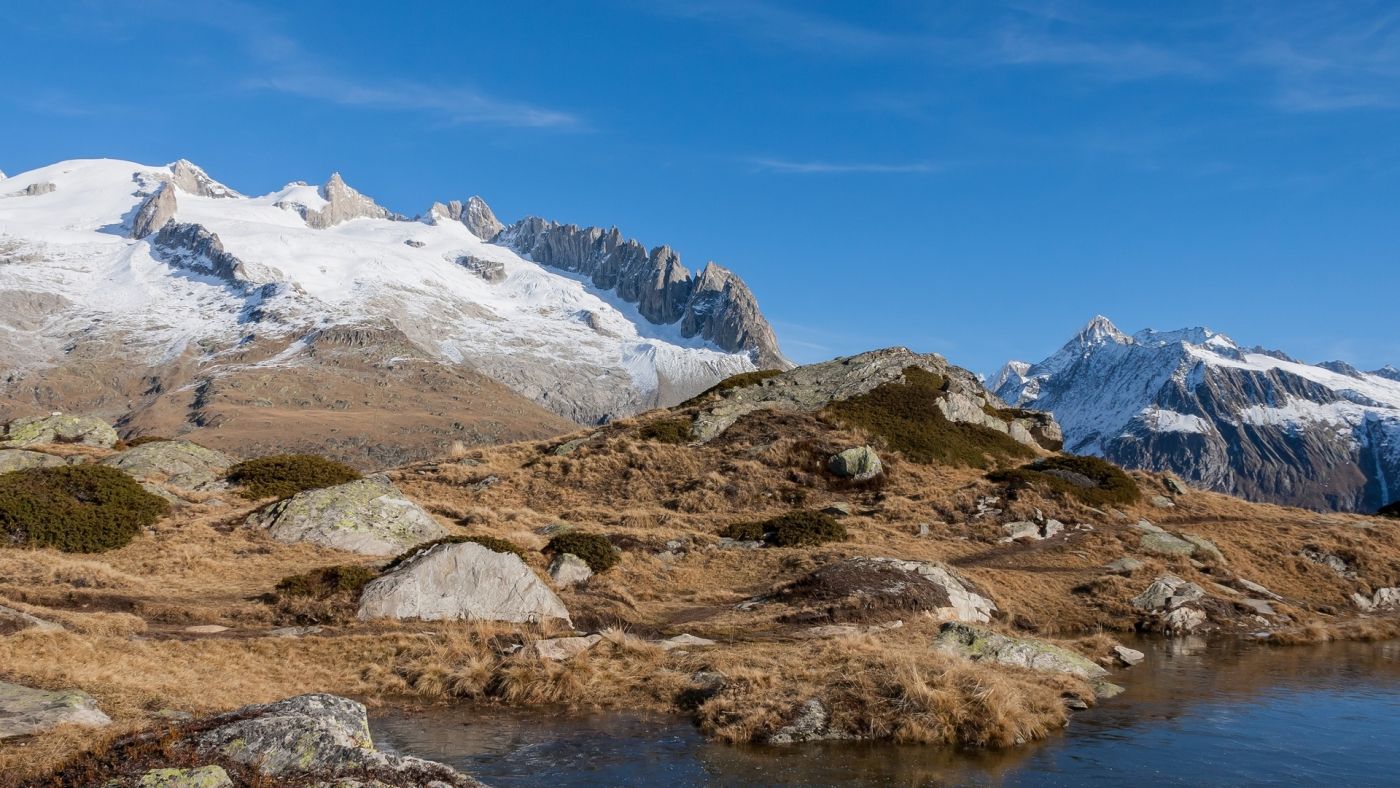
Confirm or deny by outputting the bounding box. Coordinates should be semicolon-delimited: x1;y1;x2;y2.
994;316;1400;512
0;159;785;466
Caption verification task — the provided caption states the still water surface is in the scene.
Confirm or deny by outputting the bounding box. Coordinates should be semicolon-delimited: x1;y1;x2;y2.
373;637;1400;786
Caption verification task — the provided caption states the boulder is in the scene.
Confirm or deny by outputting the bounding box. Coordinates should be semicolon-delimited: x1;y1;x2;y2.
1150;495;1176;509
548;552;593;588
1301;547;1357;579
0;449;65;474
1164;476;1188;495
766;698;847;745
655;633;717;651
1001;519;1064;542
1353;587;1400;612
0;605;63;635
137;766;233;788
1138;530;1197;557
0;681;111;739
827;446;882;481
0;414;118;448
1104;557;1146;575
1113;645;1145;666
1234;578;1281;600
246;475;446;556
358;541;571;624
772;556;996;624
822;502;854;517
935;622;1116;695
1133;575;1209;634
1181;534;1224;563
183;694;480;783
529;634;602;661
102;440;233;489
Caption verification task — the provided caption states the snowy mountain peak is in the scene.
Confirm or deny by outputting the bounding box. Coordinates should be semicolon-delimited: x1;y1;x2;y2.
1375;365;1400;382
429;196;504;241
1074;315;1131;347
168;159;240;199
991;360;1032;393
995;320;1400;512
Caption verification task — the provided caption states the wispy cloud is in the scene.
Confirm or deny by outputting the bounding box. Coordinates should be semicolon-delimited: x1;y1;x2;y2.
646;0;908;54
126;0;581;129
748;157;940;174
991;26;1209;80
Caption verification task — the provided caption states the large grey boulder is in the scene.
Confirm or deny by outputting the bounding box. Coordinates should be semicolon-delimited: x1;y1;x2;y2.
548;552;593;587
246;475;446;556
1132;575;1210;634
183;694;480;784
102;440;233;489
0;449;65;474
358;541;571;625
0;681;111;739
136;766;232;788
827;446;882;480
0;413;118;448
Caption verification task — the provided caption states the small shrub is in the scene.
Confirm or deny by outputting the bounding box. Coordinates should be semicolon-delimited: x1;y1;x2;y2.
276;564;378;598
824;367;1035;468
636;418;693;445
722;510;848;548
124;436;171;448
545;532;619;572
0;465;170;553
385;535;528;571
685;369;785;404
227;454;361;500
989;455;1141;507
1380;501;1400;519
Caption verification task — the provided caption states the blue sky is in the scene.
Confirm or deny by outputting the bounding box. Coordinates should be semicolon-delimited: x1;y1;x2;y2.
3;1;1398;374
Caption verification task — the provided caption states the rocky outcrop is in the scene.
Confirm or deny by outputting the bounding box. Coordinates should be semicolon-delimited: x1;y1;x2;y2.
548;552;593;587
498;217;786;368
529;634;602;661
0;413;118;448
771;556;996;625
167;159;240;198
766;698;847;745
0;604;63;635
22;182;56;196
456;254;507;283
692;347;1062;447
935;622;1119;696
996;315;1400;512
150;222;255;289
246;475;447;556
1132;575;1210;634
0;449;65;473
0;681;111;739
102;440;233;489
431;196;504;240
358;540;571;624
130;182;178;239
297;173;392;229
132;766;232;787
171;694;478;784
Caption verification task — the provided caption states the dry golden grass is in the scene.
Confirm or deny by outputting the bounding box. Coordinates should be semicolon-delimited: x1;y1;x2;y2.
4;404;1400;779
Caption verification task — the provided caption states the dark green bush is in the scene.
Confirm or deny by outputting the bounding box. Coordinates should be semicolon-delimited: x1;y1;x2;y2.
824;367;1035;469
124;436;171;448
545;532;619;572
275;564;378;598
384;534;528;571
1379;501;1400;519
722;510;848;548
636;418;694;445
227;454;361;500
989;454;1141;507
684;369;785;404
0;465;170;553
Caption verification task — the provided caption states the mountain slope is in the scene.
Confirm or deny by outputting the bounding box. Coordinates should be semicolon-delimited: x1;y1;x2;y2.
0;158;786;464
994;316;1400;512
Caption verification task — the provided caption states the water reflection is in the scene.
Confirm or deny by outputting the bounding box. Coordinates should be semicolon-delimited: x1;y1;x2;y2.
373;638;1400;786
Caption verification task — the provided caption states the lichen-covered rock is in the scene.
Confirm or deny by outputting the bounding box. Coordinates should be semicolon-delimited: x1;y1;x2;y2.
0;681;111;739
183;694;480;784
246;475;446;556
766;698;848;744
137;766;232;788
1104;557;1146;575
548;552;593;587
358;541;571;624
0;448;65;473
102;440;233;490
1133;575;1211;634
1181;533;1224;563
935;622;1108;682
0;414;118;448
827;446;882;481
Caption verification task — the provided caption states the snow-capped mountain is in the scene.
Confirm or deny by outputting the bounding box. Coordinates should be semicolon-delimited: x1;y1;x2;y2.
994;316;1400;512
0;158;786;464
